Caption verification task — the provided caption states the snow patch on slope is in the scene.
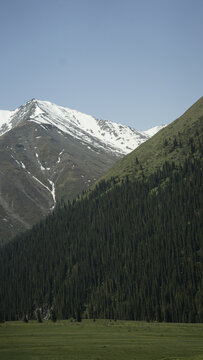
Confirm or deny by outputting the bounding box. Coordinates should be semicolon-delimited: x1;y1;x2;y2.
0;110;12;126
57;149;64;164
36;153;46;171
0;110;16;136
10;152;56;210
48;180;56;210
143;125;166;137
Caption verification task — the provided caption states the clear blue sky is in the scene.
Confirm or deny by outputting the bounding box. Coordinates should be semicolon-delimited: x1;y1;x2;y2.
0;0;202;129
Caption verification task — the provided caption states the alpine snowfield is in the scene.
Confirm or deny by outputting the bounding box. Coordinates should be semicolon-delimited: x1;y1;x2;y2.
0;99;165;155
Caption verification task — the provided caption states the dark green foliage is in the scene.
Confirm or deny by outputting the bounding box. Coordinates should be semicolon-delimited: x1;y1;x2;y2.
0;152;202;323
76;309;82;322
173;137;178;149
50;308;57;322
0;311;5;323
36;310;42;323
164;139;168;147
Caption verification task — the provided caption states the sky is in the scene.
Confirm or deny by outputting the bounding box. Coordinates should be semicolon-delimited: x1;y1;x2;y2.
0;0;202;130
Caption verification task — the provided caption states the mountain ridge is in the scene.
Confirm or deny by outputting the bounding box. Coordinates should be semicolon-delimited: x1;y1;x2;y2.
0;97;202;323
0;98;165;155
99;96;203;183
0;99;165;244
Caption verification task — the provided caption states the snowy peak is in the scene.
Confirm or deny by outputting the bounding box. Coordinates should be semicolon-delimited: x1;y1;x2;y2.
0;98;166;243
0;99;165;155
29;99;148;155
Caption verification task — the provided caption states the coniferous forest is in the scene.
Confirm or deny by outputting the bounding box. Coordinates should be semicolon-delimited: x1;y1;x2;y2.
0;98;203;324
0;153;202;323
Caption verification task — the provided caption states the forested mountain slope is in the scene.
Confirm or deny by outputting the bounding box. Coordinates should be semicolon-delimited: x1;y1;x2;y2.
0;98;202;323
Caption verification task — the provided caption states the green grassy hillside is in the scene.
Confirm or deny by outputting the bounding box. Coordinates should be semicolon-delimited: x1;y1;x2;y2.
100;97;203;182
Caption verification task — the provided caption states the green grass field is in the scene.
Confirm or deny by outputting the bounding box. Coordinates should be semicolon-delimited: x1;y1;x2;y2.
0;320;203;360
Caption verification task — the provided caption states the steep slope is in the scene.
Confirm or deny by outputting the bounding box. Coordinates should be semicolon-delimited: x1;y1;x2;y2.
0;109;17;136
0;98;202;323
100;96;203;182
0;121;116;244
0;99;164;244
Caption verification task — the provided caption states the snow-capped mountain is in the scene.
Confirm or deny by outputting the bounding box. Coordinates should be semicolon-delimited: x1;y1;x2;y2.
0;99;165;244
0;99;164;155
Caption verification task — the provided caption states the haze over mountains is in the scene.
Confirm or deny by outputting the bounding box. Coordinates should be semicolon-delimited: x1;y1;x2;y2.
0;99;164;244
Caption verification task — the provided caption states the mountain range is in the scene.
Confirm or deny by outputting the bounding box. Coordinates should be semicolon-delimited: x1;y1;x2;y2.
0;97;202;323
0;99;164;244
